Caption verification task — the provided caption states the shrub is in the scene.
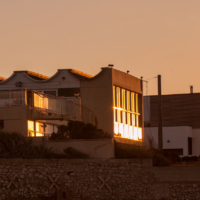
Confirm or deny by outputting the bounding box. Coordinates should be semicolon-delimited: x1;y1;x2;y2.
163;151;181;162
182;156;198;162
114;141;152;159
153;153;170;166
49;120;112;140
0;131;89;159
114;141;171;166
0;131;54;158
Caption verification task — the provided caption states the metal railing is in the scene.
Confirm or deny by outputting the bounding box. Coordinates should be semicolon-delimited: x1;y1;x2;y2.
0;89;97;125
33;91;97;125
28;130;51;138
0;90;26;107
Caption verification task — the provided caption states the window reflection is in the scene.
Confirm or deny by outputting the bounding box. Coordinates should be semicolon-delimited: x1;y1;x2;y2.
113;86;142;140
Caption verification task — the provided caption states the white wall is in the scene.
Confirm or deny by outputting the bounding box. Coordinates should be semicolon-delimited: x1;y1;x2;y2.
144;126;193;156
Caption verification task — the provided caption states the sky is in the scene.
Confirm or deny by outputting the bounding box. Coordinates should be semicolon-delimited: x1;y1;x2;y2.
0;0;200;95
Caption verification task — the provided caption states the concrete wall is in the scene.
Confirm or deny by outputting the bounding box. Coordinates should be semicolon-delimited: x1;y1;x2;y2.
81;68;113;135
0;106;28;136
81;67;143;139
144;126;193;156
2;159;200;200
0;106;71;136
112;68;142;94
45;138;115;159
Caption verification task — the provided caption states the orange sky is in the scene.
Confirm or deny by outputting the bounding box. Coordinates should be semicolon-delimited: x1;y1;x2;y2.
0;0;200;95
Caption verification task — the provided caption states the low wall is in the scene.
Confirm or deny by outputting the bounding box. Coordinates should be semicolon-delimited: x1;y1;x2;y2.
30;138;115;159
1;159;200;200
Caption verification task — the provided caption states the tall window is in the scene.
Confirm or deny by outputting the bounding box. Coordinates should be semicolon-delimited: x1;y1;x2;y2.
113;86;142;140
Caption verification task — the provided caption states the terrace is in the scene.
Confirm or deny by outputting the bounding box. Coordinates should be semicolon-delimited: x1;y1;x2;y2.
0;89;97;126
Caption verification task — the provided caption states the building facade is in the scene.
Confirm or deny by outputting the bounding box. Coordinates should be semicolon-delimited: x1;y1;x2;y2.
0;67;144;143
144;93;200;156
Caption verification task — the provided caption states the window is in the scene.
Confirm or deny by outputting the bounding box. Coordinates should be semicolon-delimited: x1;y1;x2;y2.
36;122;44;137
113;86;116;107
113;86;142;140
116;87;121;108
28;120;34;137
121;89;126;109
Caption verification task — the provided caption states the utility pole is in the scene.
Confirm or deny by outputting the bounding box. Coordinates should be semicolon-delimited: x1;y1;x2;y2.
158;75;163;151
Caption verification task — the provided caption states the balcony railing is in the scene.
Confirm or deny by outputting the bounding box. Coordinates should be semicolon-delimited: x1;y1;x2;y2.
0;89;97;126
0;90;26;107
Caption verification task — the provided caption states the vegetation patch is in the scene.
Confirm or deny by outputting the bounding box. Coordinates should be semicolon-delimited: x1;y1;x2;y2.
49;120;112;140
0;131;89;159
114;141;170;166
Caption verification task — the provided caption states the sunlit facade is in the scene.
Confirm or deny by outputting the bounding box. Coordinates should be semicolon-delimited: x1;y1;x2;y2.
113;86;142;140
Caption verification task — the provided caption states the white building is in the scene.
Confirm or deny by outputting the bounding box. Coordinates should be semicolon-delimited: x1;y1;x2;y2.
144;94;200;156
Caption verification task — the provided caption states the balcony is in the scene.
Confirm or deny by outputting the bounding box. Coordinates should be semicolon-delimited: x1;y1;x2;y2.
0;89;97;126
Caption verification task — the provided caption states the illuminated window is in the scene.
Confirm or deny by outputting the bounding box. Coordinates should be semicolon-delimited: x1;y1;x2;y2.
127;113;130;125
28;120;34;137
121;111;126;124
121;89;126;109
113;86;116;107
113;85;142;140
131;114;135;126
126;91;130;111
135;93;138;113
131;92;135;112
116;87;121;108
36;122;44;136
117;109;121;123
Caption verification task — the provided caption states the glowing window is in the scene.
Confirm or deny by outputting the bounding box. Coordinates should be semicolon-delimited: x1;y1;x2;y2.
127;113;130;125
122;111;126;124
131;92;135;112
121;89;126;109
114;122;119;134
138;128;142;140
129;126;133;139
28;120;34;137
133;127;138;140
113;85;142;141
113;86;116;107
126;91;130;111
124;125;129;138
135;94;138;113
36;122;44;137
117;109;121;123
119;123;124;137
116;87;121;108
131;114;135;126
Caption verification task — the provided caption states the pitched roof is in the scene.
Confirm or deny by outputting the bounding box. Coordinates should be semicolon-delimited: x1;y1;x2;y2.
0;77;6;82
26;71;50;80
69;69;93;79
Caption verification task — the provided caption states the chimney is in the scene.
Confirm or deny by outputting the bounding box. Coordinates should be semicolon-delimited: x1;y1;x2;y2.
190;86;193;94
